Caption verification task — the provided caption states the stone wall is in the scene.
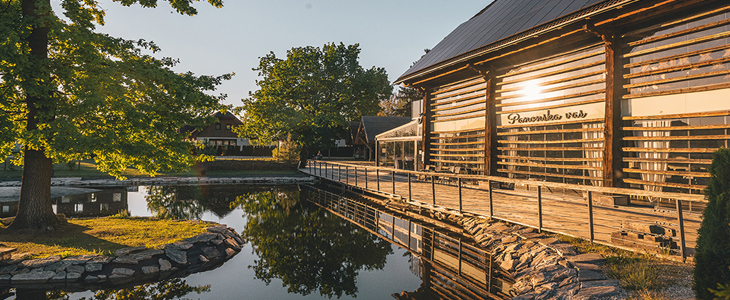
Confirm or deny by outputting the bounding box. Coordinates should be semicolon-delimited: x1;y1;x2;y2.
461;217;624;300
0;224;243;291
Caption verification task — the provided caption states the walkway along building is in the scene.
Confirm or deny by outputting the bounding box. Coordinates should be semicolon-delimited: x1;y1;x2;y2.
394;0;730;195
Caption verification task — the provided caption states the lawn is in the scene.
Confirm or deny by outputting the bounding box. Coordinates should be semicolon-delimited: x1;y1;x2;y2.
0;217;212;259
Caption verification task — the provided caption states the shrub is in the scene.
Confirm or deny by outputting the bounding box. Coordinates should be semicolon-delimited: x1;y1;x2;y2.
694;148;730;299
607;257;660;290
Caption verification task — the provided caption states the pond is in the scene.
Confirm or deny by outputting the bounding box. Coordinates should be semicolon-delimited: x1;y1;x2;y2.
4;184;511;299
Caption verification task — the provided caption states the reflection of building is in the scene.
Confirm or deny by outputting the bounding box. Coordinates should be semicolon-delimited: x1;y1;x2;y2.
306;187;513;299
393;0;730;194
54;188;128;218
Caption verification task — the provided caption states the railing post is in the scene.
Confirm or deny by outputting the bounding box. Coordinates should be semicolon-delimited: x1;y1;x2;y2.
354;167;357;187
588;191;594;243
408;173;412;200
365;167;368;190
488;180;494;218
537;186;542;233
392;171;395;195
458;238;462;275
458;177;463;213
676;199;686;262
346;166;349;185
338;165;341;182
376;169;380;191
431;175;436;206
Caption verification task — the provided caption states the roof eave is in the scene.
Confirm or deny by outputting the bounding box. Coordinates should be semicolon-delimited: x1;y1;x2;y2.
395;0;637;86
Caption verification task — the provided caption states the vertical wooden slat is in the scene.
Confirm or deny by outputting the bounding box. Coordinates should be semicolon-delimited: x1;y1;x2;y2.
375;141;380;167
392;171;396;194
588;191;595;243
676;199;686;261
431;175;436;205
408;173;412;200
458;177;463;213
537;186;543;233
376;169;380;191
488;180;494;218
604;35;624;187
421;88;432;170
484;75;497;176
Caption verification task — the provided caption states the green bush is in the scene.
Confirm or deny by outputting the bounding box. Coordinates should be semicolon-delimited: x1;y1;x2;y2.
694;148;730;299
607;257;660;290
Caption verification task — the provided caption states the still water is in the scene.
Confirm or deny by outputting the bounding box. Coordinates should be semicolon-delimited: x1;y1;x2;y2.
6;184;510;299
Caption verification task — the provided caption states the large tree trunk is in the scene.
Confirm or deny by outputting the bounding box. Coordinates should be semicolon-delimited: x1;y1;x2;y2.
9;0;61;230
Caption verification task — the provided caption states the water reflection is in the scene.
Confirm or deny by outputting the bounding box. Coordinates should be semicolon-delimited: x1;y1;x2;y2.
231;189;394;298
12;279;210;300
304;186;514;299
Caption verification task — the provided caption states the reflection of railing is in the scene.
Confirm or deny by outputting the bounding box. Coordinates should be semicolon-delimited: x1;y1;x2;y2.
305;160;707;262
305;186;512;299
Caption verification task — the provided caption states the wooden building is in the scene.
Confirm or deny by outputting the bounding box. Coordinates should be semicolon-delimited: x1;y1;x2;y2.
181;111;249;149
395;0;730;195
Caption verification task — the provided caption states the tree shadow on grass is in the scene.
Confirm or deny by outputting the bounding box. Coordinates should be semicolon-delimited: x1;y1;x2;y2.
0;222;127;257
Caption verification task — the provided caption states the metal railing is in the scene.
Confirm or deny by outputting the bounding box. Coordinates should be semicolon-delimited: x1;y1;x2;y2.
305;160;707;262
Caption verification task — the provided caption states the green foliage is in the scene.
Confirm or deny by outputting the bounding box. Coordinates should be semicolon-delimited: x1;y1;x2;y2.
695;148;730;299
0;0;230;178
236;43;392;158
272;133;302;163
379;86;421;117
711;282;730;300
233;189;393;298
72;278;210;300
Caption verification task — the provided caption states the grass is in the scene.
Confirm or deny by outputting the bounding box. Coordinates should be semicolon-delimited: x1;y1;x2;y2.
0;158;298;180
0;217;211;259
556;235;694;298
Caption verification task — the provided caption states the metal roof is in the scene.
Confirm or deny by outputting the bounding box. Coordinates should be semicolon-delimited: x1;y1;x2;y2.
398;0;607;82
360;116;412;143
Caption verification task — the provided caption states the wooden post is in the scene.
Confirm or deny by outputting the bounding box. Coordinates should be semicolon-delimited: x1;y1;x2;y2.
484;76;497;176
603;31;624;187
588;191;595;243
338;165;341;182
408;173;412;200
365;167;368;190
458;238;462;275
346;166;349;185
676;199;687;261
376;169;380;191
354;167;357;187
488;180;494;218
537;186;543;233
421;87;432;170
391;171;395;195
431;175;436;205
458;177;463;213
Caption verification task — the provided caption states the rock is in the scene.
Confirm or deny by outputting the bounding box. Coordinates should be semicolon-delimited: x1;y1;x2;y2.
85;263;102;273
198;255;209;263
142;266;159;275
19;255;62;269
224;238;241;251
581;279;619;288
50;271;66;283
554;282;581;299
66;265;85;274
113;256;138;264
63;255;96;264
573;285;621;299
167;241;193;250
225;248;236;259
574;262;601;271
11;268;29;276
184;232;219;244
11;270;55;284
567;253;603;264
97;274;107;281
232;234;244;245
130;249;164;261
111;268;134;276
539;237;560;246
115;246;147;257
158;259;172;271
0;264;17;274
207;225;227;233
212;239;223;246
501;235;518;244
202;247;220;260
559;274;578;287
44;261;72;273
87;256;114;264
534;282;558;300
500;255;516;272
165;247;187;265
579;269;607;281
84;275;100;282
66;272;81;282
0;274;10;283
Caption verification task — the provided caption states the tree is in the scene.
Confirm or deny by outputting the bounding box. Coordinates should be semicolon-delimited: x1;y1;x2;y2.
378;86;421;117
235;43;392;162
233;189;393;298
694;148;730;299
0;0;229;230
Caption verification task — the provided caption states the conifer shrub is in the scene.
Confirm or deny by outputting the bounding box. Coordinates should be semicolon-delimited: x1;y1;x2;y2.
694;148;730;299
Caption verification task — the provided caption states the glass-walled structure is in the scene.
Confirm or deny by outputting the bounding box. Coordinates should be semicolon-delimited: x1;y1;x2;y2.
375;120;421;170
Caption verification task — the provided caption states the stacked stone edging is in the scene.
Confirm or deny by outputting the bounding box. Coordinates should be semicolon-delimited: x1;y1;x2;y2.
462;217;623;300
0;224;243;290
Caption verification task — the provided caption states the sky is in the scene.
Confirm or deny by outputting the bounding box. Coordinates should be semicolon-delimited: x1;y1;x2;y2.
64;0;491;107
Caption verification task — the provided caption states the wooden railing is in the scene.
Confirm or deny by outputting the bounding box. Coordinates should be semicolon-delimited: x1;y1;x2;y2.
303;160;707;262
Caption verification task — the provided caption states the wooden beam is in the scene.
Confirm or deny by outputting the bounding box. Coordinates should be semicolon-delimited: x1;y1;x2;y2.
605;33;624;188
421;87;432;170
485;74;497;176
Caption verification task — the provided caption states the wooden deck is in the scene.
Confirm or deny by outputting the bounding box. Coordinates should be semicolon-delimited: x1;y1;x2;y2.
302;161;704;260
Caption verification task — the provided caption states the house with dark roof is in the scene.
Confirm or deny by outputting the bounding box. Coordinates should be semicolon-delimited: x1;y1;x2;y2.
352;116;412;161
396;0;730;194
181;111;250;150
